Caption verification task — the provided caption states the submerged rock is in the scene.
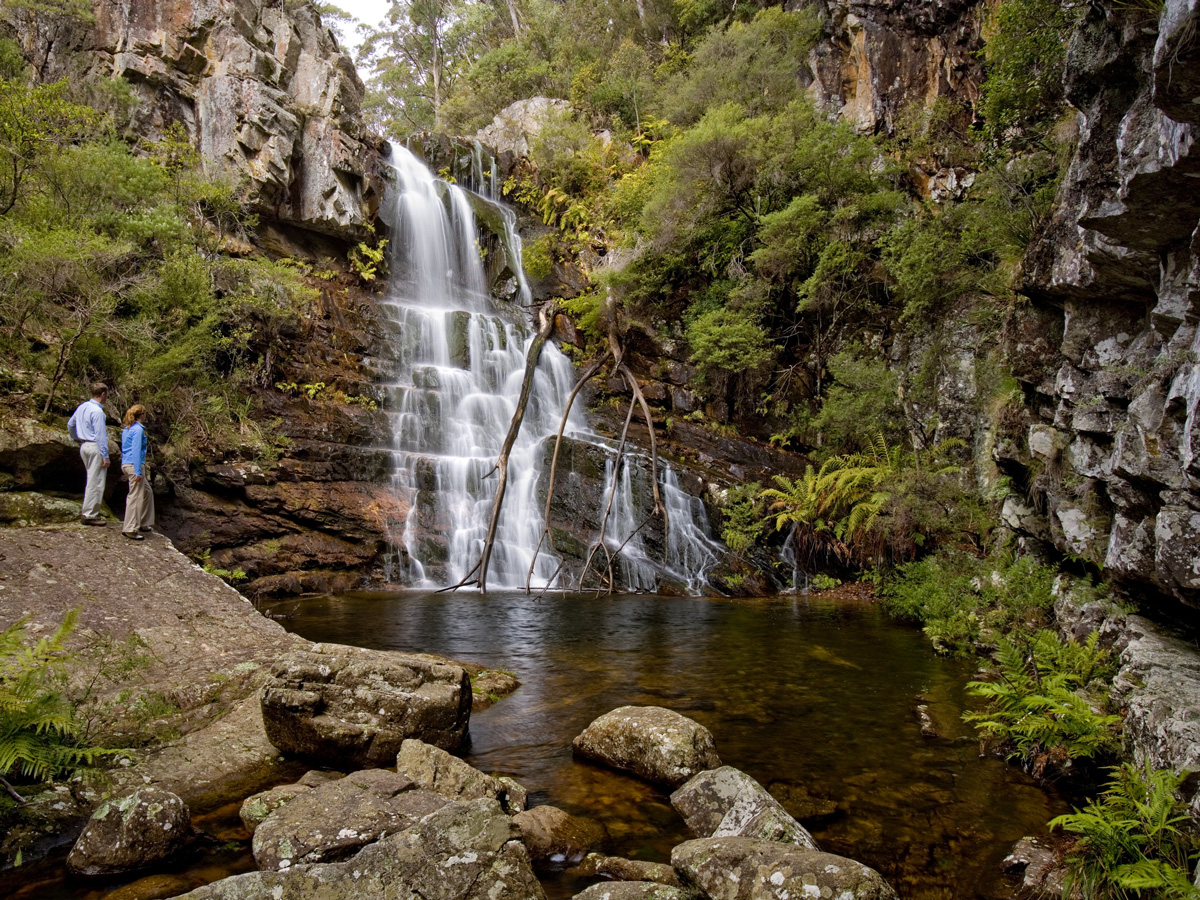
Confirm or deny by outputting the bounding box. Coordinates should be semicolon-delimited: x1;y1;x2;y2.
512;804;607;869
572;706;721;787
66;788;190;877
670;767;819;849
172;798;545;900
252;769;449;871
395;738;528;812
672;837;897;900
260;644;472;767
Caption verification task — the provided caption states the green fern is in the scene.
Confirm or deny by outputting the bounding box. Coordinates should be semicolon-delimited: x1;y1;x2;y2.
1050;761;1200;899
0;610;112;791
964;630;1121;770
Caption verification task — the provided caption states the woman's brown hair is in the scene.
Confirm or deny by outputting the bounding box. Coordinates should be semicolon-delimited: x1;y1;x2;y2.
122;404;146;428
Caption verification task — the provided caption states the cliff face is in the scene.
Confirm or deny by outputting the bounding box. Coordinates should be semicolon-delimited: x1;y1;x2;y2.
1013;0;1200;610
47;0;378;243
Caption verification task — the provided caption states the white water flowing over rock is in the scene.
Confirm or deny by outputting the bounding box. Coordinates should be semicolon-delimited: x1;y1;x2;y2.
377;144;721;592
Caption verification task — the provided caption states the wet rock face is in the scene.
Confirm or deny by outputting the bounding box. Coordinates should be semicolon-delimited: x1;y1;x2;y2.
173;798;546;900
46;0;378;241
1010;0;1200;610
251;769;449;871
66;788;191;877
260;644;473;767
672;837;898;900
670;767;820;849
571;706;722;788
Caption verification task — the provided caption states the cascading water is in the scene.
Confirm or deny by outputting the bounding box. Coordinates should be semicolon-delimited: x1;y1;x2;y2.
378;142;722;592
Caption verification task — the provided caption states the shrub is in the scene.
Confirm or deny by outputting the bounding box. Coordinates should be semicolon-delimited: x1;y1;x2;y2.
1050;761;1200;899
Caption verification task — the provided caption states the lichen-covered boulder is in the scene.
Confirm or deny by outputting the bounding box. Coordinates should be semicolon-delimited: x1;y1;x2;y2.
512;804;607;869
66;788;190;876
571;706;720;787
252;769;448;871
395;738;527;812
672;837;896;900
670;767;818;849
260;643;472;768
573;884;698;900
171;798;546;900
240;783;312;836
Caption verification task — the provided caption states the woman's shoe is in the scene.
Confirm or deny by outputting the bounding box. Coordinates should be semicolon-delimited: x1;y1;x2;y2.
122;532;145;541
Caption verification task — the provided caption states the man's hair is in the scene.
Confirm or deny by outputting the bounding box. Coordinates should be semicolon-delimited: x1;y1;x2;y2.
90;382;108;398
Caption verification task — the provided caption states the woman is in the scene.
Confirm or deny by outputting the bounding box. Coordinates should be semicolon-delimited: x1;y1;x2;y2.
120;405;155;540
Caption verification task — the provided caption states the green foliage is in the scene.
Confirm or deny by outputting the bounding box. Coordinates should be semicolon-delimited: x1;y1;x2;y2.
964;630;1121;770
1050;761;1200;900
718;481;765;556
349;237;389;282
522;233;556;281
0;610;112;785
977;0;1080;147
685;306;774;382
881;550;1057;654
664;7;822;126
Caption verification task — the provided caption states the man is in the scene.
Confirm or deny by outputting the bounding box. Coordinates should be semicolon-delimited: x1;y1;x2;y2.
67;383;110;525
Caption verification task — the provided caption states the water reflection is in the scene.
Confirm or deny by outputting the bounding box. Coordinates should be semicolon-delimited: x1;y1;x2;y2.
266;590;1067;900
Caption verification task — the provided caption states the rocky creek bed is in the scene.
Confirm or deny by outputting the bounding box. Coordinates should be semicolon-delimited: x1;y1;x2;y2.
3;526;1200;900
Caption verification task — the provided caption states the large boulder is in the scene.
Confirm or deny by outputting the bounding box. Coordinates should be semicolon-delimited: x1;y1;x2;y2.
670;767;818;849
395;738;527;812
260;644;472;768
571;706;721;787
672;837;896;900
66;788;190;876
512;804;607;869
572;853;682;887
171;798;546;900
252;769;449;871
240;769;347;834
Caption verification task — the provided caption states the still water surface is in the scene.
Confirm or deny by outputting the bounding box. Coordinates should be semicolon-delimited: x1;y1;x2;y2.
264;589;1068;900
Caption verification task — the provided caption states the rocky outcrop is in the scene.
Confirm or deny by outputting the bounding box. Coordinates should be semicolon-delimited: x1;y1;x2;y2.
572;706;722;787
172;798;546;900
810;0;983;140
1010;0;1200;609
38;0;378;243
476;98;571;160
251;770;449;871
574;885;698;900
670;767;820;849
65;788;191;877
260;645;473;767
672;837;898;900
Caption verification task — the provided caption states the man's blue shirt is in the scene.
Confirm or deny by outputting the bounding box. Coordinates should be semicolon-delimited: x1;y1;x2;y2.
68;399;109;460
121;422;147;477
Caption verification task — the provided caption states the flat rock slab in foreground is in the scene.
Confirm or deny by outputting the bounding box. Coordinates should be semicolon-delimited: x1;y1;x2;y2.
261;643;472;768
251;769;450;871
672;837;897;900
572;706;721;787
671;766;818;848
173;798;546;900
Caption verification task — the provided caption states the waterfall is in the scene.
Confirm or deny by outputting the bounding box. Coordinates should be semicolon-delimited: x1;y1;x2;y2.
378;143;721;593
